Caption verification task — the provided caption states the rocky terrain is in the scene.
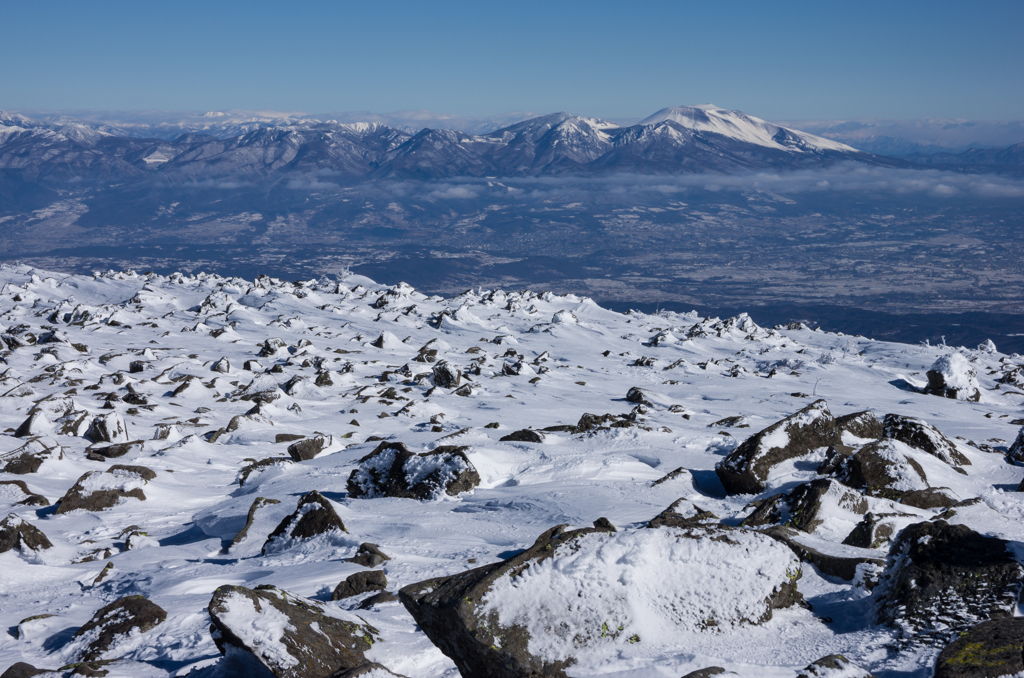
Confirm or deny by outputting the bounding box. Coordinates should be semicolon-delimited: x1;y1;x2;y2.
0;265;1023;677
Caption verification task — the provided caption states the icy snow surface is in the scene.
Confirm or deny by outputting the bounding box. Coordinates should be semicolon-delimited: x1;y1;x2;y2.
0;264;1021;677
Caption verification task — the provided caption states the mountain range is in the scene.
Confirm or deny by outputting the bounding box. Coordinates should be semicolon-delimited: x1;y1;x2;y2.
0;105;906;187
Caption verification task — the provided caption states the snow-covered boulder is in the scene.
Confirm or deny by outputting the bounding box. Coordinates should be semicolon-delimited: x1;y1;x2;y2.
1005;427;1024;464
208;584;383;678
797;654;876;678
882;414;970;470
431;361;461;388
835;410;883;441
66;595;167;662
0;438;61;474
923;353;982;402
0;513;52;553
875;520;1024;645
85;411;129;444
54;466;152;514
347;442;479;500
835;439;958;509
262;490;347;555
646;498;717;528
934;618;1024;678
740;478;867;537
286;434;332;462
716;399;840;494
399;523;802;677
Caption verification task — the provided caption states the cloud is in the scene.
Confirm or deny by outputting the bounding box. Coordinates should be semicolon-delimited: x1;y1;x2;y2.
427;185;479;199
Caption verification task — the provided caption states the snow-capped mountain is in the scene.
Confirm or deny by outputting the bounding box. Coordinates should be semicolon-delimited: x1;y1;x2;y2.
0;105;896;187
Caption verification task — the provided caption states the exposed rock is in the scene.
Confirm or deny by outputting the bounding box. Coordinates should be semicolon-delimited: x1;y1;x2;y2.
933;618;1024;678
56;410;91;436
716;399;840;494
797;654;876;678
1;438;61;474
646;498;717;528
740;479;867;533
883;414;970;469
875;520;1024;644
0;479;48;506
815;444;855;475
211;357;231;373
357;591;398;609
835;411;883;440
231;497;281;546
208;584;380;678
399;523;801;678
650;466;699;489
499;428;544;443
431;361;461;388
0;513;53;553
347;542;391;568
835;439;958;509
625;386;654;405
331;663;407;678
924;353;982;402
1008;427;1024;464
238;457;294;486
257;337;288;357
347;442;479;500
574;412;631;433
760;525;884;582
85;411;129;444
287;434;332;461
332;570;388;601
14;410;52;438
262;491;347;555
842;512;914;549
87;440;145;459
680;669;733;678
0;663;51;678
55;467;149;514
72;595;167;661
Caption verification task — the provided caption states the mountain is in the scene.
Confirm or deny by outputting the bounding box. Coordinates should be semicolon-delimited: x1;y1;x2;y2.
0;105;895;188
902;141;1024;170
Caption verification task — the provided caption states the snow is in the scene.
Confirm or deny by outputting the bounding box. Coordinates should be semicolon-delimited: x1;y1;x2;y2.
0;264;1020;677
215;589;298;669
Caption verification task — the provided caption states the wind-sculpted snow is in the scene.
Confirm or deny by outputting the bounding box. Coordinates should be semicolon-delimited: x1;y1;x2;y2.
0;264;1022;677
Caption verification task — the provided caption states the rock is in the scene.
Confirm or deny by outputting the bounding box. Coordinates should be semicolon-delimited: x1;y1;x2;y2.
883;414;970;469
399;523;801;677
933;618;1024;678
797;654;876;678
238;457;294;486
842;512;914;549
835;439;958;509
835;410;883;440
208;584;380;678
276;433;306;443
815;444;855;475
14;410;52;438
1;438;61;474
625;386;654;405
332;570;388;601
357;592;398;609
244;359;264;371
331;663;406;678
56;410;91;436
257;337;288;357
0;479;48;506
87;440;145;459
287;434;332;461
431;361;461;388
211;357;231;373
71;595;167;661
681;669;733;678
347;442;480;500
924;353;982;402
740;479;867;533
716;399;840;494
55;467;149;514
0;514;53;553
574;412;630;433
499;429;544;443
262;491;347;555
347;543;391;568
760;525;885;582
875;520;1024;644
646;498;717;528
231;497;281;546
1008;427;1024;464
650;466;698;488
85;412;129;444
0;663;51;678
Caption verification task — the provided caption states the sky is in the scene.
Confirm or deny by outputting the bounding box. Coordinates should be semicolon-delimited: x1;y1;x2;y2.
1;0;1022;121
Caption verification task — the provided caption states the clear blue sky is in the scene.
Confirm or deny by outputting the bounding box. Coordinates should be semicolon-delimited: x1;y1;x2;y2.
2;0;1021;120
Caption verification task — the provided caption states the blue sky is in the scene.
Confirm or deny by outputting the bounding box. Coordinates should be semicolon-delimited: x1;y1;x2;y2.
2;0;1022;120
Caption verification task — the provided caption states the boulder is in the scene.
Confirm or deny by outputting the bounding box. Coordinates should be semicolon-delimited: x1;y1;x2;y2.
933;618;1024;678
231;497;281;546
716;399;840;494
399;523;801;678
71;595;166;661
835;411;883;440
357;592;399;610
332;570;388;601
842;512;916;550
646;498;717;528
55;467;150;514
0;480;48;506
681;670;734;678
924;353;982;401
332;663;406;678
835;439;958;509
875;520;1024;644
574;412;631;433
499;429;544;443
0;663;51;678
1008;427;1024;464
0;514;53;553
262;491;347;555
211;357;231;373
347;543;391;568
287;434;332;462
87;439;145;460
432;361;461;388
760;525;885;582
1;438;61;474
14;410;52;438
347;442;479;500
883;414;970;469
797;655;876;678
625;386;654;405
257;337;288;357
238;457;294;486
85;412;129;444
56;410;91;437
740;479;867;533
209;584;382;678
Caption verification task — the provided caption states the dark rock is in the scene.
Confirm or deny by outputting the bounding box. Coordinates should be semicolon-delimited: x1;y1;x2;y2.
276;433;306;443
816;444;855;475
209;584;379;678
574;412;629;433
842;512;908;549
875;520;1024;644
287;434;332;461
357;591;398;609
332;570;388;601
0;513;53;553
211;357;231;373
331;663;406;677
87;440;145;459
347;543;391;568
797;654;875;678
0;663;50;678
923;354;982;402
625;386;653;404
499;429;544;443
1008;427;1024;464
647;498;717;528
716;399;840;494
57;410;91;436
85;412;128;444
760;525;884;582
238;457;294;486
883;414;970;469
835;411;883;440
106;464;156;481
73;595;167;661
347;442;480;500
740;479;867;532
55;468;148;514
934;618;1024;678
257;337;288;357
0;438;58;475
432;361;461;388
0;479;48;506
834;439;944;507
680;669;733;678
14;410;51;438
231;497;281;546
129;360;146;373
263;491;346;555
